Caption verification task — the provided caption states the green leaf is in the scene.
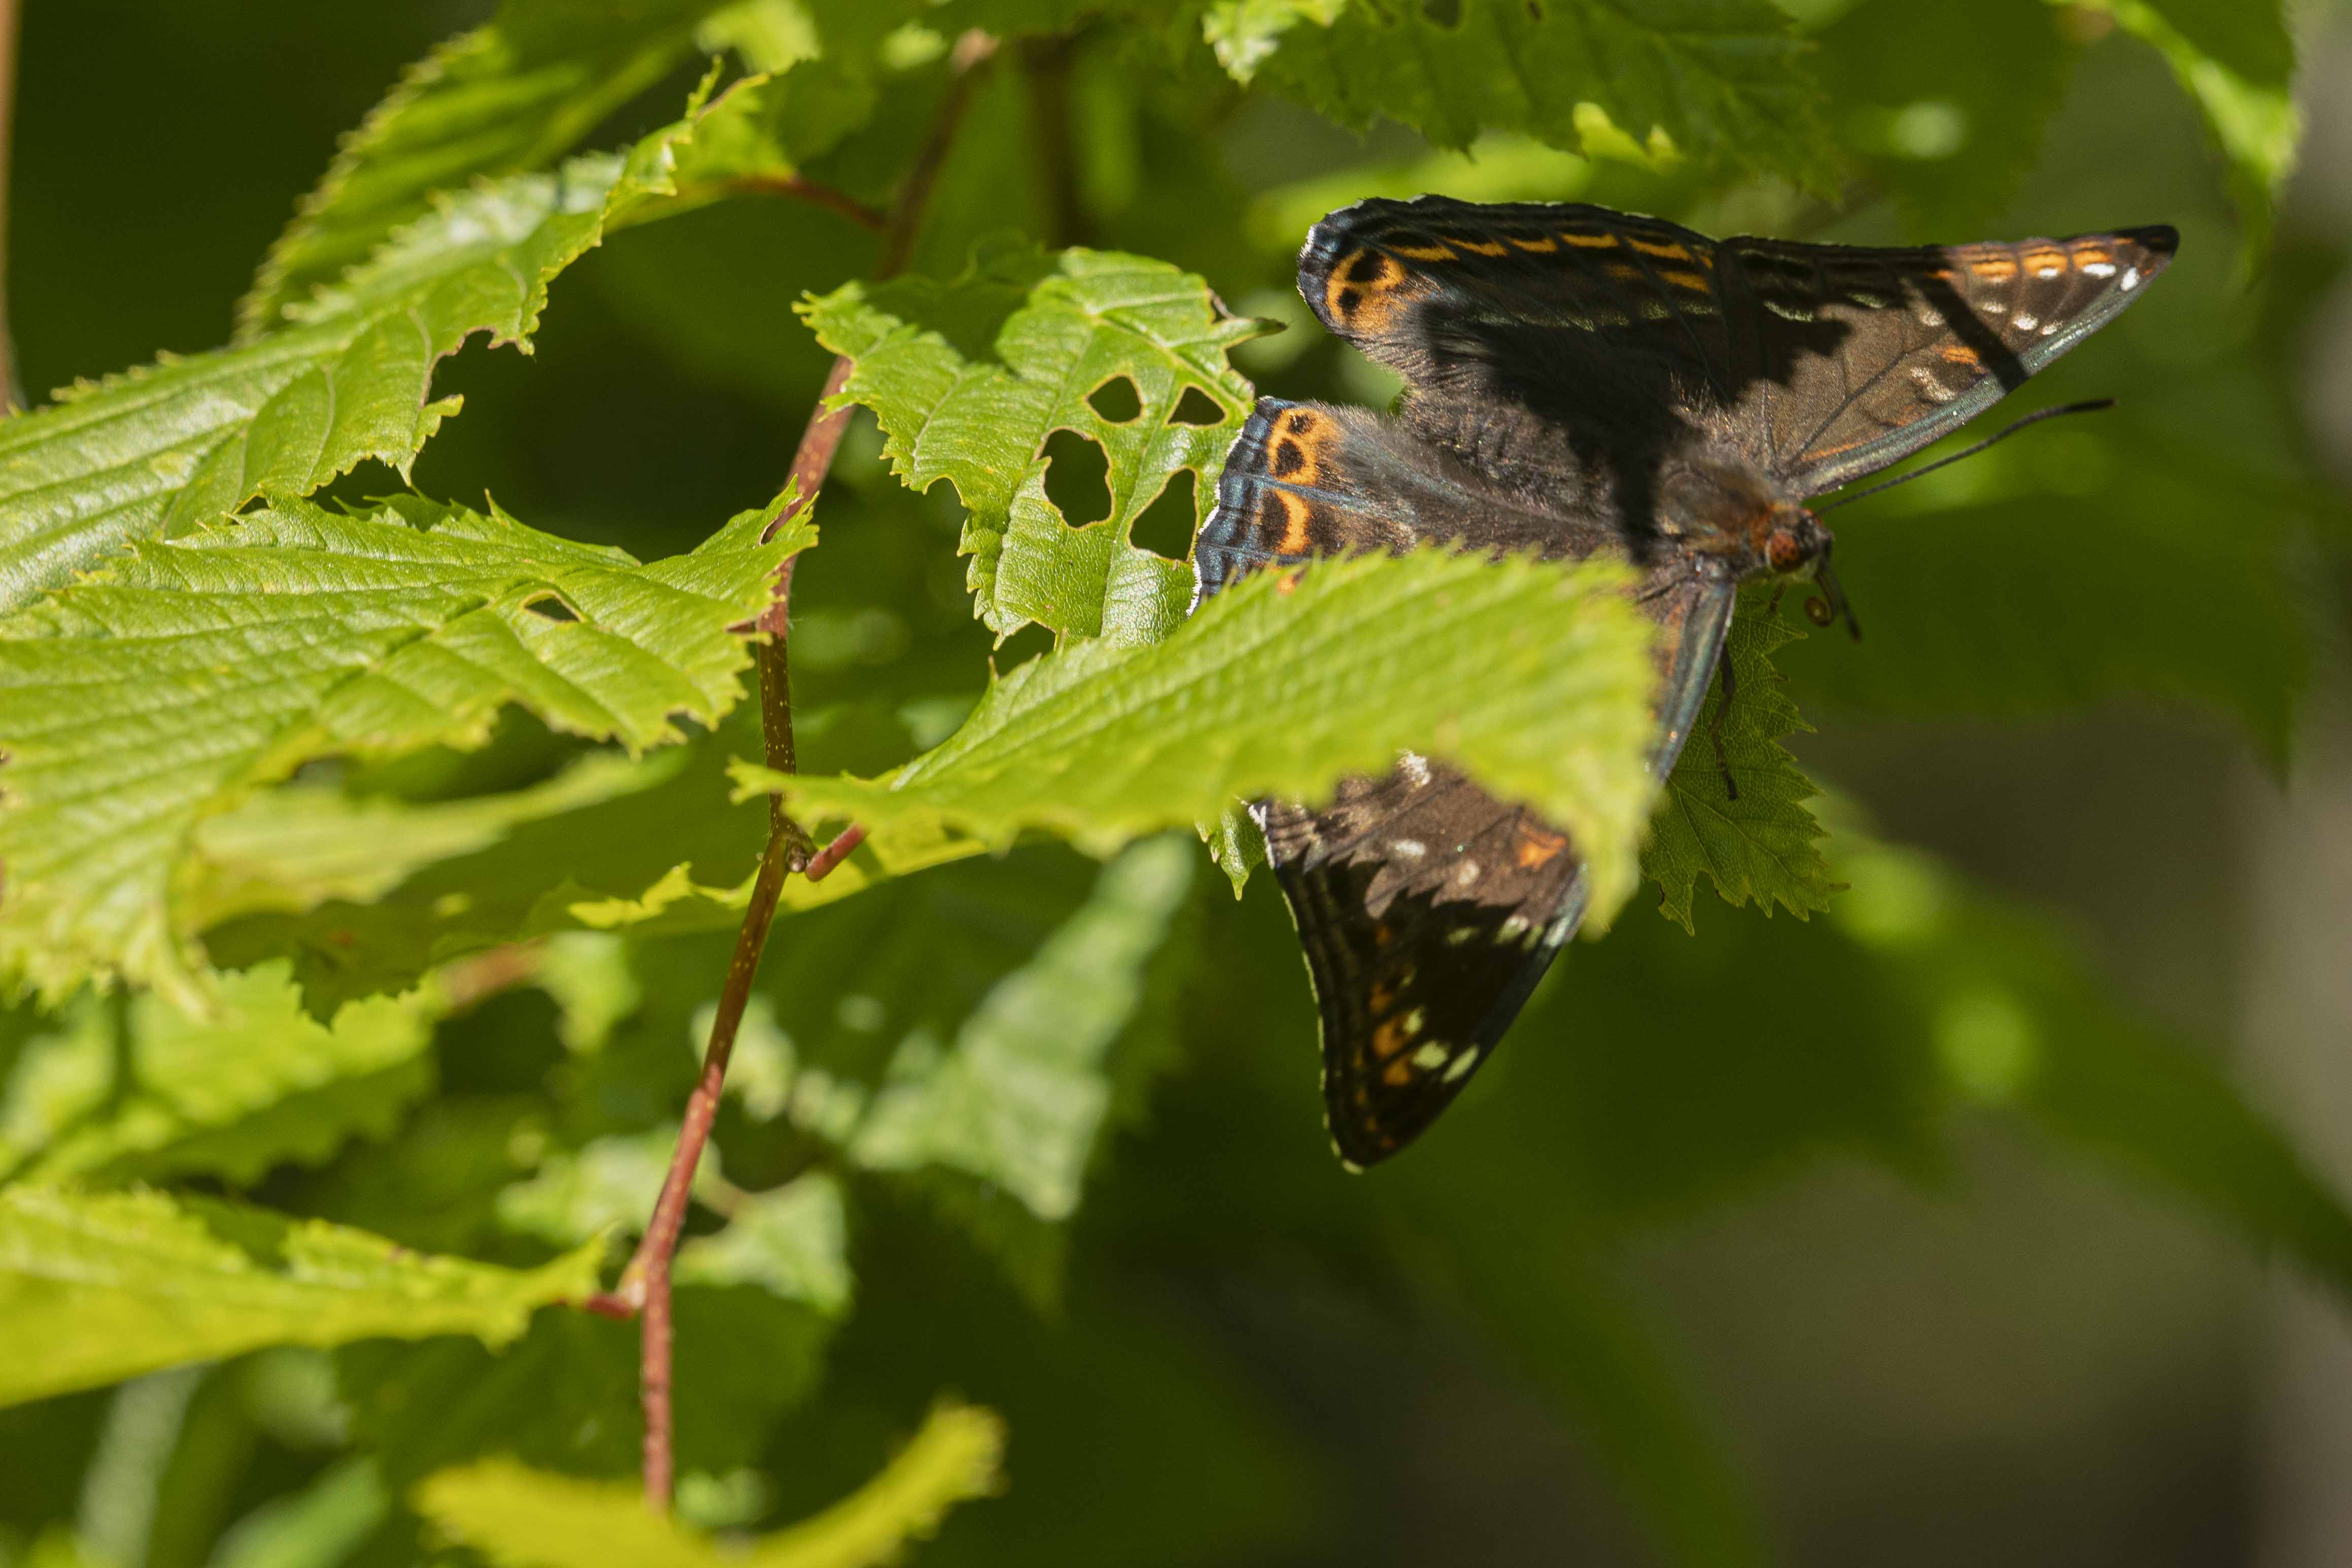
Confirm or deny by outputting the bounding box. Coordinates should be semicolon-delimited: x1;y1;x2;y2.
802;242;1265;644
494;1131;686;1248
209;1459;389;1568
0;492;803;1008
1208;0;1838;191
0;80;760;617
1813;0;2078;235
740;548;1660;927
237;2;727;338
848;837;1194;1220
411;1399;1004;1568
675;1175;854;1315
184;753;667;932
0;962;441;1187
2080;0;2299;253
1644;598;1833;929
0;1185;600;1406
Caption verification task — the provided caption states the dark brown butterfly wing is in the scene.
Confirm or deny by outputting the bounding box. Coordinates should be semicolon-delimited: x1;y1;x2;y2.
1299;195;2176;500
1195;398;1733;1166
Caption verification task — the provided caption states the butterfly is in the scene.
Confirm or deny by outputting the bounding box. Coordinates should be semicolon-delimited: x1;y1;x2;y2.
1190;195;2175;1169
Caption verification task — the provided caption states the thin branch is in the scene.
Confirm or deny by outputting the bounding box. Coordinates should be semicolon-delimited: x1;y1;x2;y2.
0;0;23;413
1019;35;1086;250
696;173;889;233
585;31;1002;1515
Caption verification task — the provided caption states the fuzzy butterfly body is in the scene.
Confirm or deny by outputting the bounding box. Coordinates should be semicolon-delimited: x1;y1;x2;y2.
1192;195;2174;1169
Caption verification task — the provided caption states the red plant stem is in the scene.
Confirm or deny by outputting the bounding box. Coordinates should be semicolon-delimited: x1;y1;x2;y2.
594;31;1002;1514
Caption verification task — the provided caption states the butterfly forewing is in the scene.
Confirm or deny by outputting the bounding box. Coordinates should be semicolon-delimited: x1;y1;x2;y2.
1298;195;2175;505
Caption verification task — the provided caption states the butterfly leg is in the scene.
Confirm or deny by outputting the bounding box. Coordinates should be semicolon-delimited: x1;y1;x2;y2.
1710;654;1740;801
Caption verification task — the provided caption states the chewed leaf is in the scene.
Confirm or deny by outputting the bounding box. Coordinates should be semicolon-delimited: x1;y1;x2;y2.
739;548;1659;931
0;492;805;1008
1643;598;1834;930
0;1186;601;1406
803;242;1269;644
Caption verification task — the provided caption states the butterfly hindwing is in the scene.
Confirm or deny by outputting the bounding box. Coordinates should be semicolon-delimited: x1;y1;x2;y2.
1193;396;1615;605
1255;567;1732;1166
1299;195;2175;500
1194;410;1737;1163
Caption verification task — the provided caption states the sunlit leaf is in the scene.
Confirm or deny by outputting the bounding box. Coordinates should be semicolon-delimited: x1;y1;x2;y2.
803;242;1265;643
0;80;761;616
0;1186;601;1406
741;549;1659;926
412;1399;1004;1568
0;493;802;1008
675;1175;854;1315
237;1;728;338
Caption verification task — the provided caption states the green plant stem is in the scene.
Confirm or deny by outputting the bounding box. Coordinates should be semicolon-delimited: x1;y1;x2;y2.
583;30;1001;1515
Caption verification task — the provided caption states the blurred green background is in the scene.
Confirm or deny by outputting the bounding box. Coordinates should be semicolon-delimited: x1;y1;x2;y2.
5;1;2351;1564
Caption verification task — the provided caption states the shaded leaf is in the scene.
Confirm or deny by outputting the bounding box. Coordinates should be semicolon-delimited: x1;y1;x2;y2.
237;1;726;338
741;549;1659;927
675;1174;854;1315
2088;0;2299;254
1210;0;1838;191
0;80;761;616
849;837;1195;1220
1643;599;1835;930
0;493;803;1007
803;242;1264;643
0;962;441;1187
0;1186;600;1406
411;1400;1003;1568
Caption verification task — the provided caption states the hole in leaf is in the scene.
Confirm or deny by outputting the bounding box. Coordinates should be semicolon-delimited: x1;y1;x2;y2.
994;620;1055;673
1086;375;1142;423
520;592;578;623
1166;386;1225;427
1130;470;1197;561
1041;428;1112;527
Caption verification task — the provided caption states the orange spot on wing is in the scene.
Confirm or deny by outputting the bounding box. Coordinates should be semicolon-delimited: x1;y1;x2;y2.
1445;234;1510;257
2071;243;2112;267
1658;269;1711;293
1969;254;2018;282
1275;493;1313;555
1390;242;1455;261
1938;343;1981;367
1275;570;1302;596
1373;1017;1413;1059
1382;1058;1416;1086
1560;230;1618;249
1369;982;1396;1013
2022;245;2069;274
1515;824;1568;869
1628;237;1691;261
1509;234;1559;252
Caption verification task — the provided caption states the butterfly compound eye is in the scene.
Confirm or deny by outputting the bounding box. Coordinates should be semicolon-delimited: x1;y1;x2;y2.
1765;527;1806;573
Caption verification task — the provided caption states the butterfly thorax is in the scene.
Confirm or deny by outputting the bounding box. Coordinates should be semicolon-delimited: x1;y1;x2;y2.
1651;448;1832;585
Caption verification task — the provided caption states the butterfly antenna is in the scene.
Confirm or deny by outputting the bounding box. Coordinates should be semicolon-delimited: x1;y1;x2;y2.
1817;399;2116;515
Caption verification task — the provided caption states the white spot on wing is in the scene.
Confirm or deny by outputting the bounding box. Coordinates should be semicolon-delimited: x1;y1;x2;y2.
1442;1047;1481;1083
1498;914;1529;941
1412;1042;1447;1069
2121;265;2140;290
1907;365;1958;403
1390;839;1425;861
1446;928;1476;946
1403;1007;1425;1036
2035;263;2061;279
2082;261;2116;279
1398;751;1431;786
2012;312;2038;331
1453;859;1480;888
